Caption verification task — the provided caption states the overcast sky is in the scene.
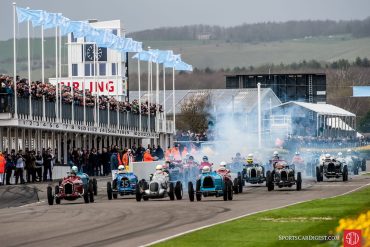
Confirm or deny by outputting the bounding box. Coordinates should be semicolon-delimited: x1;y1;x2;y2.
1;0;369;40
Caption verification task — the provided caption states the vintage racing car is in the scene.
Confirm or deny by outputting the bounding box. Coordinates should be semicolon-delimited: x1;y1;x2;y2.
266;160;302;191
107;169;139;200
316;154;348;182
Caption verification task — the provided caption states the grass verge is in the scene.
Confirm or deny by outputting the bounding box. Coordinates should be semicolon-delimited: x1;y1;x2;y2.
154;185;370;247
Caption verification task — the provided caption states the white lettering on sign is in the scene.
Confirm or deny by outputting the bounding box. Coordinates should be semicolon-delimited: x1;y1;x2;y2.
48;77;127;96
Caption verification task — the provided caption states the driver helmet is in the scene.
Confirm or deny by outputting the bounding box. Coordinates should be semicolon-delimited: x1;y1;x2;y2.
247;153;254;164
118;165;125;172
189;156;194;161
236;152;241;157
202;165;210;173
185;153;191;159
273;151;279;157
71;166;78;174
325;153;331;159
347;149;352;153
156;164;163;171
220;161;227;168
337;152;343;157
295;151;300;155
202;156;208;162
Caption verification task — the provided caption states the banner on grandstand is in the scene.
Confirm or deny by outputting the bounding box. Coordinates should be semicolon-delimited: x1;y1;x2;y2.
48;77;127;96
353;86;370;97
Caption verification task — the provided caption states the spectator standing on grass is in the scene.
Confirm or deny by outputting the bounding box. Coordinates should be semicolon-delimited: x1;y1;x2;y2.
35;151;43;182
15;150;25;184
0;151;6;185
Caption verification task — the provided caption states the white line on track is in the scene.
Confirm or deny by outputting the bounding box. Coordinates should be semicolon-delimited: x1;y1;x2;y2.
18;200;45;208
141;182;370;247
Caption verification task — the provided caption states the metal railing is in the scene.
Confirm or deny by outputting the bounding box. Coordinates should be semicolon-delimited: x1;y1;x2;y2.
0;94;162;132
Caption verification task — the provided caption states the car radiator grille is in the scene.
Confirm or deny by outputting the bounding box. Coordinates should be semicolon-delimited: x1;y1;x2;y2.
64;183;73;194
203;176;214;188
250;169;256;178
281;171;288;181
150;182;159;192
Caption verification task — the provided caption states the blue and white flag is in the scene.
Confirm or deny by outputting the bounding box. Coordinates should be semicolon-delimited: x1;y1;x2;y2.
164;54;182;68
132;50;158;61
43;12;65;30
353;86;370;97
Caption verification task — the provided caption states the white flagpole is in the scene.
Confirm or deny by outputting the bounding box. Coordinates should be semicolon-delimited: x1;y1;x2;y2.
257;82;262;149
70;41;74;124
93;44;97;127
27;8;32;119
172;66;175;133
156;61;159;132
138;56;141;131
82;42;86;125
115;60;119;129
147;59;150;132
55;27;59;122
96;45;100;127
59;28;62;122
41;25;45;121
163;64;166;133
13;2;17;119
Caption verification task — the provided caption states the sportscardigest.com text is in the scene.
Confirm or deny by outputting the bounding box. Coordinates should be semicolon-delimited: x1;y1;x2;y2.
278;235;340;241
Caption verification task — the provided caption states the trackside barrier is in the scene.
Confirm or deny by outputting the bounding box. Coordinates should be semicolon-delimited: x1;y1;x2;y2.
130;161;164;181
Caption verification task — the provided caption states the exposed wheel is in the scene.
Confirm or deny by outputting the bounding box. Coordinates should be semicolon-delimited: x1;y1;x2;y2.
233;178;239;194
267;171;274;191
296;172;302;191
223;181;228;201
237;172;243;193
266;170;271;187
89;181;94;203
107;182;113;200
55;185;61;204
196;179;202;201
83;185;89;203
47;186;54;205
316;167;321;182
93;178;98;196
227;180;233;200
175;181;183;200
343;166;348;182
135;185;142;202
362;159;367;172
188;181;194;202
169;183;175;201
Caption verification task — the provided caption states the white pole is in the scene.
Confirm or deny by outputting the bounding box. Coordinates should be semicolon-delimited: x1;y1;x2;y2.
70;42;74;124
156;61;159;132
96;45;100;127
172;66;176;133
82;42;86;125
163;64;166;133
41;25;45;121
147;60;150;131
27;9;32;119
116;60;119;129
59;28;62;122
138;57;141;131
13;2;17;119
94;44;97;127
55;27;59;122
257;82;262;149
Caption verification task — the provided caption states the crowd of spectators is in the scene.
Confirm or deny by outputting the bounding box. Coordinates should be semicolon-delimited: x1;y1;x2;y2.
0;74;163;115
175;130;213;143
283;135;368;150
0;144;165;186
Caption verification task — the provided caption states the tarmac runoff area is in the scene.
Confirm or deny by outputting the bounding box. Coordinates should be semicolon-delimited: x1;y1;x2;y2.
0;167;369;247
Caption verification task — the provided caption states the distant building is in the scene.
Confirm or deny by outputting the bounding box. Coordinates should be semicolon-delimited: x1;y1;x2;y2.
225;73;326;103
197;34;211;40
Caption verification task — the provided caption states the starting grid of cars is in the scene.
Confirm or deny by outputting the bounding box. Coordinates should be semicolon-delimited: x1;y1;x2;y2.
46;150;367;205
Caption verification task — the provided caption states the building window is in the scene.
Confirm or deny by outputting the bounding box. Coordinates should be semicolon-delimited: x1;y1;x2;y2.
112;63;117;75
72;64;78;76
99;63;106;76
85;63;96;76
71;32;77;43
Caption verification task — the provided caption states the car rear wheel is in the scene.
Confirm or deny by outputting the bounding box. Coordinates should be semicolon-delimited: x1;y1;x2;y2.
169;183;175;201
265;170;271;187
223;182;228;201
83;185;89;203
196;179;202;201
47;186;54;205
296;172;302;191
267;171;274;191
237;172;243;193
188;181;194;202
93;178;98;196
89;181;94;203
175;181;183;200
227;180;233;200
107;182;113;200
135;185;142;202
316;167;321;182
343;166;348;182
55;185;61;204
233;178;239;194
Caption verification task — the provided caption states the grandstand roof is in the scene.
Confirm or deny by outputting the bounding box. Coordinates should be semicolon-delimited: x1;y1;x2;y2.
274;101;355;117
129;88;281;115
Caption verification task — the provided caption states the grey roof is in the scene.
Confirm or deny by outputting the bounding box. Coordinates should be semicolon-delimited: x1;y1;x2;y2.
129;88;281;115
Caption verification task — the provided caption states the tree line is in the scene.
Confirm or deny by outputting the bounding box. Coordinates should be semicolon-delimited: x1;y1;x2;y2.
129;18;370;42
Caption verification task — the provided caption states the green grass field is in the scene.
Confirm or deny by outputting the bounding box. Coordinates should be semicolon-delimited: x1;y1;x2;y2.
154;185;370;247
1;35;370;80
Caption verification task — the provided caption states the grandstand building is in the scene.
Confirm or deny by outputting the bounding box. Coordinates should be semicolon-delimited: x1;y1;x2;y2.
225;73;327;103
0;20;173;164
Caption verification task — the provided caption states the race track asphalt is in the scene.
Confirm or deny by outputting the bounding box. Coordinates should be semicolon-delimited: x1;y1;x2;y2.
0;171;369;247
